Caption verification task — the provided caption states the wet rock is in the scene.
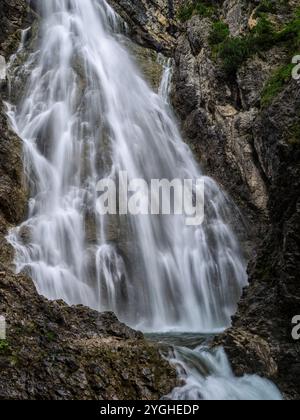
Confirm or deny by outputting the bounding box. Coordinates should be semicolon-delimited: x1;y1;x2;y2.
107;0;180;55
0;0;36;58
129;41;164;91
0;110;28;225
215;328;279;378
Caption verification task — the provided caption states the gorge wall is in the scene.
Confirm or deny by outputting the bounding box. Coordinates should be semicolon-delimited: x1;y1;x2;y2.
108;0;300;399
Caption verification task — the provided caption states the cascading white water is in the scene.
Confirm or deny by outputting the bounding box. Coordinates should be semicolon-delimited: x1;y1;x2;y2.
165;345;283;401
6;0;248;333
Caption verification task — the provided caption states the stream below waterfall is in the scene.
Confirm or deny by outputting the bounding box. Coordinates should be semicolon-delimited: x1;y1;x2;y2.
5;0;282;400
147;333;282;400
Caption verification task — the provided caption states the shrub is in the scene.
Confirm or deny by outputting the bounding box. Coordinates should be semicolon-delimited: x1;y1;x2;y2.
259;9;300;106
177;1;217;22
261;63;294;107
254;0;291;18
215;17;277;75
254;0;277;18
209;21;230;46
216;9;300;76
251;16;277;50
218;37;251;75
0;340;9;354
287;122;300;145
277;9;300;50
177;2;195;22
194;1;215;18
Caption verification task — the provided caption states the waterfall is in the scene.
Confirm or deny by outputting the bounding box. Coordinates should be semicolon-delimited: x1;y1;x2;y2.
158;56;173;102
6;0;247;333
4;0;283;401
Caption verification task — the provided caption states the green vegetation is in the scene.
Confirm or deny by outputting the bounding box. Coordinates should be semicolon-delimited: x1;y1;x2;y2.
218;37;251;75
208;21;230;46
0;339;9;354
208;8;300;77
46;331;57;342
277;8;300;51
223;17;280;75
179;1;300;105
251;16;278;49
254;0;290;18
254;0;277;17
0;340;20;366
260;9;300;106
209;16;277;75
287;121;300;145
261;63;294;107
177;1;217;22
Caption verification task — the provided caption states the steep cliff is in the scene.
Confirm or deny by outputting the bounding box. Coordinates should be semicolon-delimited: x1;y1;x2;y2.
217;76;300;400
0;0;176;400
110;0;300;399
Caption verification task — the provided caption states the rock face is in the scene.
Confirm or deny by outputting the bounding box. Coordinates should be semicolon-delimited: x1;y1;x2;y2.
0;0;35;58
217;81;300;400
107;0;180;54
0;0;176;400
112;0;300;400
171;12;271;220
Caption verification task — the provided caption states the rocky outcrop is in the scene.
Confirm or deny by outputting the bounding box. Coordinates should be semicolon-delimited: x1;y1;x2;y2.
0;0;176;400
217;79;300;400
169;0;298;224
0;0;35;58
107;0;182;54
171;12;273;220
0;110;27;229
0;274;176;399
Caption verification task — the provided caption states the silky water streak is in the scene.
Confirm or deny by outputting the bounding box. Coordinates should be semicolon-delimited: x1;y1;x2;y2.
7;0;247;332
165;344;283;400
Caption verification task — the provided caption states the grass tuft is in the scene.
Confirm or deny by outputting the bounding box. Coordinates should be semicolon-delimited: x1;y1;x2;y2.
177;1;217;22
210;9;300;78
261;63;294;107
